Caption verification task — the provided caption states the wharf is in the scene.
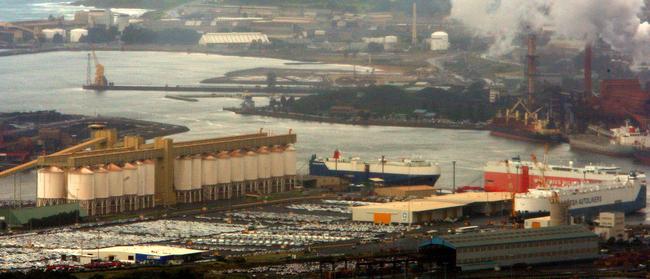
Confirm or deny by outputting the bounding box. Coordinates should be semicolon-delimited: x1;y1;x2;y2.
82;84;321;94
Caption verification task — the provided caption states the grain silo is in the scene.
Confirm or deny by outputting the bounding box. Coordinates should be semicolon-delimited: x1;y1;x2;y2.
202;154;218;200
257;146;271;194
122;162;138;211
217;151;232;199
174;156;193;203
550;192;571;226
36;166;66;207
135;161;147;209
93;166;109;215
191;155;203;202
67;167;95;215
106;163;124;213
283;144;297;191
244;150;258;192
230;150;245;197
270;145;285;192
143;159;156;208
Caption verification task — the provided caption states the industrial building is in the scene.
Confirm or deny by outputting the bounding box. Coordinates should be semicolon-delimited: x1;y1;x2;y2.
419;225;599;271
79;245;205;265
352;192;511;224
594;212;626;240
198;32;270;47
374;185;436;198
26;127;297;216
429;31;449;51
0;203;86;228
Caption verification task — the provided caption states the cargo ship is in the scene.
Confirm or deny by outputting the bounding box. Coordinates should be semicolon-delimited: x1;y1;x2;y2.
569;122;650;157
309;153;441;186
483;157;626;192
489;100;565;143
514;174;646;217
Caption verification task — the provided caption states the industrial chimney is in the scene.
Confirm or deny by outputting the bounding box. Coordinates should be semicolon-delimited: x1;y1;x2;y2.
526;34;537;107
411;2;417;46
584;44;592;100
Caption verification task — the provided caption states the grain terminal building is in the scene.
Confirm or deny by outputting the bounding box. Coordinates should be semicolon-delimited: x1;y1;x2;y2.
352;192;512;224
419;225;599;271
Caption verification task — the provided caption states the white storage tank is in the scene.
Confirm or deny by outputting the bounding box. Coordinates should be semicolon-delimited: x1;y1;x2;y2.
67;167;95;200
174;156;192;191
384;35;398;50
430;31;449;51
143;159;156;195
270;145;285;177
283;144;297;176
244;150;258;181
107;163;124;197
135;161;147;196
93;166;109;199
42;28;66;41
217;151;231;184
122;162;138;196
37;166;66;200
202;154;218;186
69;28;88;43
191;155;202;190
230;150;244;182
257;146;271;179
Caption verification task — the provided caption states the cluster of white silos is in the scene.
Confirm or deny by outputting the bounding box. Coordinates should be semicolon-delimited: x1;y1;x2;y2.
174;144;297;204
36;160;156;216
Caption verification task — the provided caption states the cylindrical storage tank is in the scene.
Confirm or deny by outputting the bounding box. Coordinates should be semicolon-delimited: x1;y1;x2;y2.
37;166;66;200
244;150;258;181
270;145;285;177
42;29;65;41
69;28;88;43
93;166;109;199
135;161;146;196
122;163;138;196
202;154;218;186
191;155;202;190
107;163;124;197
67;167;95;201
283;144;297;176
217;151;231;184
257;146;271;179
174;156;192;191
550;200;570;226
230;150;244;182
143;159;156;195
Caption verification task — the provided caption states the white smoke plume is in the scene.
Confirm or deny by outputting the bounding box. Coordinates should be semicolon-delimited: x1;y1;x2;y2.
451;0;650;65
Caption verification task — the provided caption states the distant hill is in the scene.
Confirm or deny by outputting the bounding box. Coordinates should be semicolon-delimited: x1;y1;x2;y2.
72;0;191;10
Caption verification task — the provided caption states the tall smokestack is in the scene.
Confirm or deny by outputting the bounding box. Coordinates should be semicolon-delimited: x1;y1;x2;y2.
527;34;537;107
584;44;592;100
412;2;417;46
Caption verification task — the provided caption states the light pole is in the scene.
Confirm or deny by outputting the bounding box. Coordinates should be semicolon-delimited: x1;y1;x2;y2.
452;161;456;193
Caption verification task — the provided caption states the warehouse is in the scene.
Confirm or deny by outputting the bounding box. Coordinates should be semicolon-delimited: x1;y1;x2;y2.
374;185;436;198
351;192;511;224
198;32;270;47
419;225;599;271
0;203;86;229
79;245;205;265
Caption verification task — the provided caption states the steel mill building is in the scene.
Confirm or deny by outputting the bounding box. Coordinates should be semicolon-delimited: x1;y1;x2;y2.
419;225;599;271
33;126;297;216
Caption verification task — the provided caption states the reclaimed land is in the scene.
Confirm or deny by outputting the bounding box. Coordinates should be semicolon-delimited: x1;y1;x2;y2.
225;108;486;130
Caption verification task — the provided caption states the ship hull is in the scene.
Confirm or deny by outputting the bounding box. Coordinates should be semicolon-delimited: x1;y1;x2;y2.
569;135;635;157
633;150;650;165
489;127;565;143
309;161;440;186
515;185;646;219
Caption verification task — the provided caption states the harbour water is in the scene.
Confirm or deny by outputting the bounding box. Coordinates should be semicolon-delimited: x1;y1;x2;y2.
0;0;147;22
0;50;648;222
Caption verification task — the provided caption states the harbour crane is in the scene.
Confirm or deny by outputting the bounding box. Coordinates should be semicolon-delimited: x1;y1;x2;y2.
87;46;107;87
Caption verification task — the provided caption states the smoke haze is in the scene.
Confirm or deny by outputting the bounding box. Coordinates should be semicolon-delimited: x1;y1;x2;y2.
451;0;650;65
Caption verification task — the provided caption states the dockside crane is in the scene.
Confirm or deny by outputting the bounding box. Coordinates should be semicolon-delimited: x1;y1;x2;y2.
87;46;107;87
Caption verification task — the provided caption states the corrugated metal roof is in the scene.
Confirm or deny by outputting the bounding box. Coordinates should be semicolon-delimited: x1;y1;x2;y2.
199;32;270;45
423;225;596;249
